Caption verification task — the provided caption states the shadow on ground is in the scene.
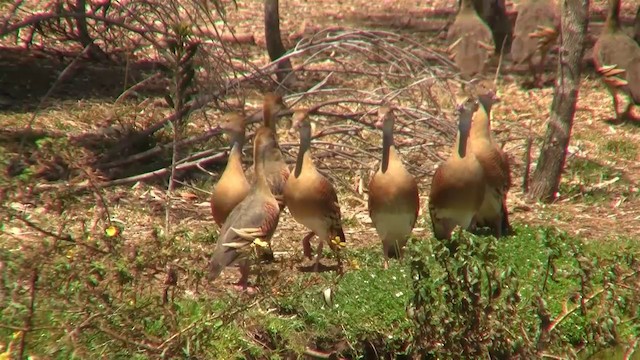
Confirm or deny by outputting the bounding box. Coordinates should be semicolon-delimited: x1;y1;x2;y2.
0;46;167;113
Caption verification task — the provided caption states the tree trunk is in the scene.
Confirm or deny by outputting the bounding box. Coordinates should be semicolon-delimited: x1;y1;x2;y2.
264;0;294;87
459;0;513;53
528;0;589;202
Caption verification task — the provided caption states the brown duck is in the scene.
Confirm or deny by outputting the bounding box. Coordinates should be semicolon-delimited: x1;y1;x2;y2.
510;0;560;88
592;0;640;120
283;110;346;271
208;126;282;292
210;113;250;227
368;107;420;269
447;0;495;78
247;93;291;208
467;80;512;238
429;98;486;240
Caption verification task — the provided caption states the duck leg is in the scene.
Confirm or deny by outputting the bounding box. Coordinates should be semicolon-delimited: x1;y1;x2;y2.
302;231;315;259
233;258;252;292
533;61;544;88
335;247;343;275
622;101;635;120
606;86;622;120
382;245;391;270
469;215;479;232
491;216;503;238
314;240;325;272
500;202;512;236
526;59;539;88
536;47;551;88
382;241;403;269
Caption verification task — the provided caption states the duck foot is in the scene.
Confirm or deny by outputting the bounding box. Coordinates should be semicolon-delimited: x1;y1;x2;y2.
232;283;259;295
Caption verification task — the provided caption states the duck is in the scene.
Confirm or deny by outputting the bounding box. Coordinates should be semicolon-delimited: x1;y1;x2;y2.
592;0;640;120
208;126;282;292
283;110;346;272
247;92;291;208
510;0;560;88
447;0;495;78
429;98;486;240
368;107;420;269
210;113;250;227
467;80;512;237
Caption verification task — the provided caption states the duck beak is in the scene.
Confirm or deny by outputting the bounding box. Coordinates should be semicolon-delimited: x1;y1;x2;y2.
491;91;501;103
375;107;392;129
288;111;306;134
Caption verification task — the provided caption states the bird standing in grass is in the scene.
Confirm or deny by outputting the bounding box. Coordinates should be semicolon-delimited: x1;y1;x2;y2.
247;92;291;209
510;0;560;88
592;0;640;121
429;98;486;240
283;110;346;272
368;107;420;269
210;113;250;227
447;0;495;78
467;80;512;238
208;126;282;292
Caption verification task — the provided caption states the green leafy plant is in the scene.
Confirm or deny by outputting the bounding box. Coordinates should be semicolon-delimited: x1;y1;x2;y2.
407;230;526;358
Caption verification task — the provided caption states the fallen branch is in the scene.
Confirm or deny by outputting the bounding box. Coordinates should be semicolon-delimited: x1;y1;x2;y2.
218;32;255;44
96;127;223;170
114;73;164;105
97;324;159;353
10;212;109;254
34;151;227;194
539;269;640;341
102;28;455;161
303;347;343;359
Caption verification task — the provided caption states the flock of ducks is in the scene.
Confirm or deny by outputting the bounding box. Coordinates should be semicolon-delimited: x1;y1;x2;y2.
205;0;640;291
207;81;510;291
448;0;639;120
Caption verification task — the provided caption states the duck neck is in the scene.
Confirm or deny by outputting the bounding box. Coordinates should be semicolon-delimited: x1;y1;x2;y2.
456;109;474;158
381;123;394;173
294;124;312;178
227;144;244;171
230;130;245;155
460;0;476;13
470;105;491;141
263;101;276;132
254;142;270;191
605;0;621;31
478;95;494;118
456;130;470;158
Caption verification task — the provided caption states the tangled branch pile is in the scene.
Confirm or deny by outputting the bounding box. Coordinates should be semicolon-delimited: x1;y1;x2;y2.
2;1;465;194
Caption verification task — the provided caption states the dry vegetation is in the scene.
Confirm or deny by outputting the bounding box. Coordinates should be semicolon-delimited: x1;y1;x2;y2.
1;0;640;358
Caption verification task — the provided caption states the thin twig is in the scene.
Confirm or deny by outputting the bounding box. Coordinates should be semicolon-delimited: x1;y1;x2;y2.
547;270;639;334
624;336;639;360
17;268;38;359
